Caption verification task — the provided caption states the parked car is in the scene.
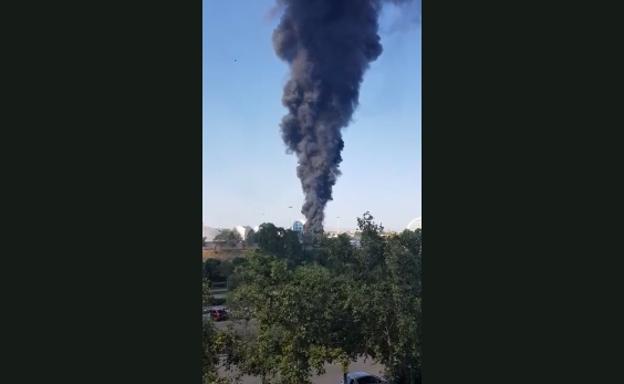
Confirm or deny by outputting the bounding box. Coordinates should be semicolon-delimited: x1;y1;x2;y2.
340;372;386;384
209;307;228;321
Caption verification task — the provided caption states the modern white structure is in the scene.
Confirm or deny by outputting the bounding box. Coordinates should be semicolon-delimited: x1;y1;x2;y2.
406;217;422;231
202;225;222;241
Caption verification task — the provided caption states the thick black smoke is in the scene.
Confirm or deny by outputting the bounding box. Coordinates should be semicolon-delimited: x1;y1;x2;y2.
273;0;412;235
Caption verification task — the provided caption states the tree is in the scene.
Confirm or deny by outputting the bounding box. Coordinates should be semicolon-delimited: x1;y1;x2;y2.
282;229;304;267
204;258;242;283
214;229;242;247
203;319;220;383
356;211;386;276
254;223;285;256
254;223;303;268
217;260;235;282
357;234;421;384
204;259;224;281
203;310;241;384
245;229;256;247
229;254;357;383
227;256;249;291
203;278;212;305
317;234;356;271
203;278;240;383
224;214;422;384
203;279;219;382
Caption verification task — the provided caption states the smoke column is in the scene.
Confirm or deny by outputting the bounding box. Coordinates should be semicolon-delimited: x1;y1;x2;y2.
273;0;412;235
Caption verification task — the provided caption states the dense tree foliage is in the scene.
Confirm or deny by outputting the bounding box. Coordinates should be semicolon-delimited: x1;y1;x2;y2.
244;229;256;247
214;229;243;247
203;278;241;384
203;259;236;282
254;223;304;268
203;280;221;383
224;255;353;382
209;213;422;384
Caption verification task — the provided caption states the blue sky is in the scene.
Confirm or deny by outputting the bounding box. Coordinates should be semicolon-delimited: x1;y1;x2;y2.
203;0;421;232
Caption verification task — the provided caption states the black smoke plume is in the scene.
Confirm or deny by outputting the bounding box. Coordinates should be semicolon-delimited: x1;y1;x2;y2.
273;0;413;235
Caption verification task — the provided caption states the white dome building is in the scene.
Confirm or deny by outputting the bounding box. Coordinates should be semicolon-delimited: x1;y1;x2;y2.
203;225;222;241
406;217;422;231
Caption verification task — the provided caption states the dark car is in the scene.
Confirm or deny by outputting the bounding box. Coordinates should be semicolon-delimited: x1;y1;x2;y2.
209;307;228;321
341;372;386;384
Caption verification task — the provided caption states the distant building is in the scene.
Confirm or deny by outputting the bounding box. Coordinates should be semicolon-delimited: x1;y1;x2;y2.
203;225;223;241
292;220;304;233
406;217;422;231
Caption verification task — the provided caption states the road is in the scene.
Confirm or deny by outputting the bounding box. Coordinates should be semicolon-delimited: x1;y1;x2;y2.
207;318;385;384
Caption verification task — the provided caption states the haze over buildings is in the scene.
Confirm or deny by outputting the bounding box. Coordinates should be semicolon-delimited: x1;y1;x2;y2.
203;216;421;242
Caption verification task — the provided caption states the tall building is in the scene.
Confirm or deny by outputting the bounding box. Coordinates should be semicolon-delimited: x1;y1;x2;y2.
292;220;304;233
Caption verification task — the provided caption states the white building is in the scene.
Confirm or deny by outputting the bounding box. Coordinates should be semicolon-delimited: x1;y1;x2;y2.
202;225;222;241
406;217;422;231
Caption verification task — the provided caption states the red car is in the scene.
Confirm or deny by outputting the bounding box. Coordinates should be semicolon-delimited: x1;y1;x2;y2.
209;307;228;321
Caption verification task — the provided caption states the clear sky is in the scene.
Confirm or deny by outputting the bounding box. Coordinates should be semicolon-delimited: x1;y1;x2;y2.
203;0;421;232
